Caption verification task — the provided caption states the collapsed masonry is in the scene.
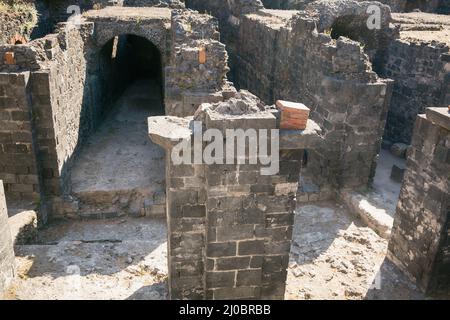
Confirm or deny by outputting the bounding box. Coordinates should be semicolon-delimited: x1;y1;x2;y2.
0;0;449;299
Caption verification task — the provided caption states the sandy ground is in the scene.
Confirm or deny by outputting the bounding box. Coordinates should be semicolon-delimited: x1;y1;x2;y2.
3;202;424;300
3;218;168;300
286;202;423;300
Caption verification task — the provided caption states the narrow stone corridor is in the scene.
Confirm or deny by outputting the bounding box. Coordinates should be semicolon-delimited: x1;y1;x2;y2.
70;80;166;217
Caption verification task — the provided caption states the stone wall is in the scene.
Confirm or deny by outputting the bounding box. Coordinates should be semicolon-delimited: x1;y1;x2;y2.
261;0;449;12
165;9;233;117
184;0;264;81
388;108;450;296
0;23;94;218
0;180;15;296
0;71;40;203
165;146;206;299
381;39;450;144
236;7;393;195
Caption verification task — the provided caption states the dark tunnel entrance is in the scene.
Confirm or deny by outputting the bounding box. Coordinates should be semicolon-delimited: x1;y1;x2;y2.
70;34;166;217
98;34;164;114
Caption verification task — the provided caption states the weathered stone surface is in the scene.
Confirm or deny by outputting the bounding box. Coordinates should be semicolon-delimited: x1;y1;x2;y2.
148;116;192;149
341;190;394;239
381;13;450;144
390;143;409;158
426;107;450;131
388;111;450;296
0;181;15;296
279;120;323;150
390;164;405;183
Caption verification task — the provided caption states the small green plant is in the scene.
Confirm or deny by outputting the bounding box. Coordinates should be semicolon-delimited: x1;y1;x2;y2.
0;0;38;37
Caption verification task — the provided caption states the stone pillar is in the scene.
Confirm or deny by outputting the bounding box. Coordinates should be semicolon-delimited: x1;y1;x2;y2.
166;156;207;299
0;180;15;295
149;92;323;300
388;107;450;296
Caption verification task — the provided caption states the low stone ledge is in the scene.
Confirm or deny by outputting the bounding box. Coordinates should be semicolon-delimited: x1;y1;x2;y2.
279;120;323;150
148;116;192;150
341;190;394;240
149;115;323;151
426;107;450;131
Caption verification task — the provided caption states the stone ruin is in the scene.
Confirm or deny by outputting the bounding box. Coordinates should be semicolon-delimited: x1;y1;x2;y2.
0;0;448;299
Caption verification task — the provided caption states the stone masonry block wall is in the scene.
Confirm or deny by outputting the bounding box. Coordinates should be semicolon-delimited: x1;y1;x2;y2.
33;26;90;200
188;1;394;194
261;0;449;12
236;9;392;194
0;23;95;218
184;0;263;83
166;158;206;299
1;8;230;218
165;10;233;117
388;110;450;296
0;71;40;202
204;148;300;299
0;180;15;295
381;39;450;144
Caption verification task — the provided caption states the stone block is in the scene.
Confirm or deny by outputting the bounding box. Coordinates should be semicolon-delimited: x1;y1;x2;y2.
207;242;237;257
215;257;250;270
426;107;450;131
390;164;406;183
213;286;260;300
206;271;235;288
238;239;265;255
236;269;262;287
262;255;289;273
182;204;206;218
390;142;409;158
216;224;255;241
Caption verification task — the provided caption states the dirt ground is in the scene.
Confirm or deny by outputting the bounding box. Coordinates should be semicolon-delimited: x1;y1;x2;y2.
3;201;425;300
286;202;423;300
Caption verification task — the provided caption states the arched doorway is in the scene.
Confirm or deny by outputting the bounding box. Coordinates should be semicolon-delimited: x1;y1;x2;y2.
97;34;164;117
70;34;166;217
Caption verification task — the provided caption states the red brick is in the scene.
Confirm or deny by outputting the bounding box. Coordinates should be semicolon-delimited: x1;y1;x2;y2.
276;100;310;130
4;52;15;65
